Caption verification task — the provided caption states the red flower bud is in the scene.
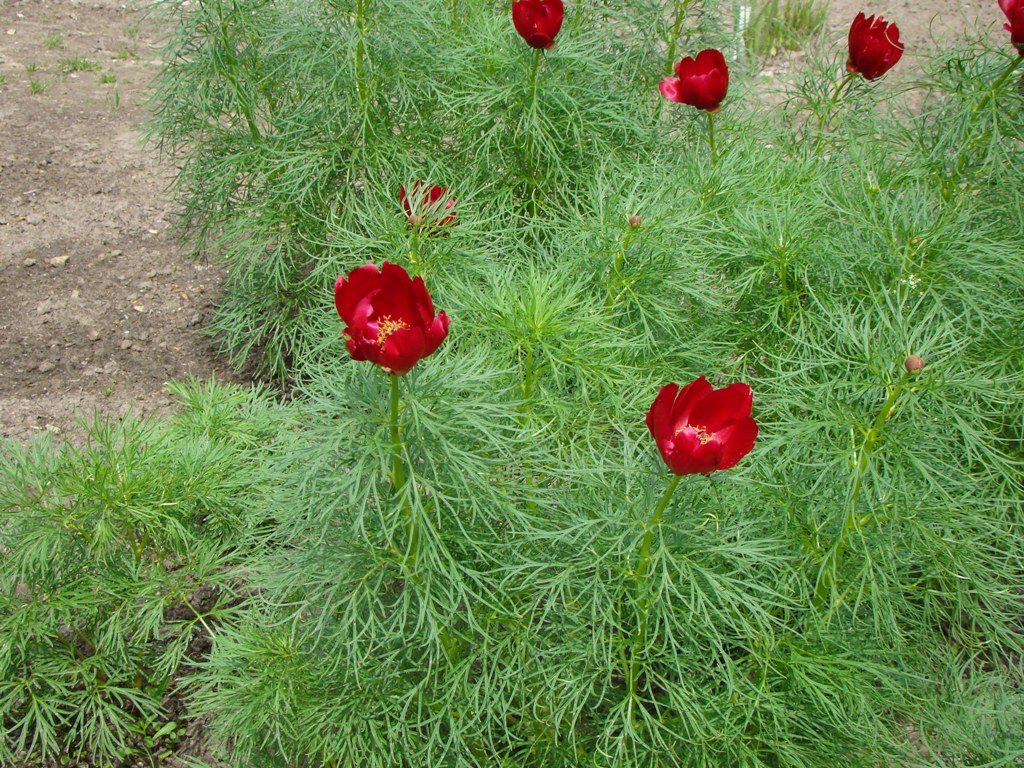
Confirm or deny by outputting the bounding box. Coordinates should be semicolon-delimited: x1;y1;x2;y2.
512;0;564;49
646;376;758;475
904;354;925;373
628;214;642;228
1000;0;1024;56
334;262;450;376
400;182;457;232
659;49;730;113
846;13;904;80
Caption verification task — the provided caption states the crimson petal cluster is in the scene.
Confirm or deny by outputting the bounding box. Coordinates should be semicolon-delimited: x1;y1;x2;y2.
512;0;564;49
1000;0;1024;55
846;12;904;80
646;376;758;475
334;262;450;376
659;49;730;112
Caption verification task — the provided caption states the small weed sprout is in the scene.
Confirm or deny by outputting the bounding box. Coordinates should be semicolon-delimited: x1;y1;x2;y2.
57;56;101;73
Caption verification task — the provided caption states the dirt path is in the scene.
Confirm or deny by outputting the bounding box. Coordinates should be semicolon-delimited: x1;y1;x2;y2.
0;0;243;442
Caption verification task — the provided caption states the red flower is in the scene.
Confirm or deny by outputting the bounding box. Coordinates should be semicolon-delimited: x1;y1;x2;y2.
1000;0;1024;55
846;13;904;80
659;49;730;113
400;182;457;231
512;0;564;49
334;262;450;376
646;376;758;475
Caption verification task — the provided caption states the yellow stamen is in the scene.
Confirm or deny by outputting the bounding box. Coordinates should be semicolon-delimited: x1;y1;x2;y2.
376;315;410;348
694;426;713;445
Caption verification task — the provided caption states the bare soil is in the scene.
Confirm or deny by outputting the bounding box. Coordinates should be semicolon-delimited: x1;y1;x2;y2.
0;0;245;443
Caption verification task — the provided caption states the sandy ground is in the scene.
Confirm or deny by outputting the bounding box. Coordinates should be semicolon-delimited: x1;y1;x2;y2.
0;0;243;443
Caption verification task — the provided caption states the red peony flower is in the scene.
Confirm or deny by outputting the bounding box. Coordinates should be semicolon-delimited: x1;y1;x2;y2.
646;376;758;475
400;182;457;231
846;13;904;80
512;0;564;49
334;262;450;376
659;49;730;113
1000;0;1024;55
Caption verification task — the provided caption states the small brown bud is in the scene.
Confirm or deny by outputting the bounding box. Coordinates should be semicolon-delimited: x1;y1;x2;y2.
407;214;423;228
904;355;925;373
627;214;642;228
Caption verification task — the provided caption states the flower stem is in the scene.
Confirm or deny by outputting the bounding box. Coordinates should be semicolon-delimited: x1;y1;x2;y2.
707;111;717;166
814;368;914;612
814;70;857;151
355;0;369;111
525;48;543;218
605;227;636;311
652;0;692;125
389;374;418;563
626;475;682;709
954;56;1024;176
973;54;1022;115
409;227;421;274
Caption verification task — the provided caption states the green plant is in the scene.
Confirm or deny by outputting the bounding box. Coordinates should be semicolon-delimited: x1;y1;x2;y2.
24;62;41;73
100;72;118;84
57;56;101;73
0;380;291;765
43;33;63;49
4;1;1021;766
29;79;48;94
744;0;827;56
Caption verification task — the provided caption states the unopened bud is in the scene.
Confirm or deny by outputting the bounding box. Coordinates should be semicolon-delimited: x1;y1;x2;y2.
627;214;642;228
407;214;423;228
904;355;925;373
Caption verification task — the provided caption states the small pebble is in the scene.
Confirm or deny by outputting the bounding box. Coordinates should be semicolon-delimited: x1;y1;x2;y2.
38;361;55;373
48;255;70;267
23;258;36;267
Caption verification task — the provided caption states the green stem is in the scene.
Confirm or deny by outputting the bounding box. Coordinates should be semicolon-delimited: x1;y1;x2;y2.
626;475;682;708
214;6;260;143
409;227;421;273
605;228;635;311
814;369;913;611
814;70;857;151
519;343;539;511
973;54;1022;115
707;110;717;166
664;0;690;77
652;0;691;125
389;375;418;562
955;56;1023;176
525;48;543;217
778;239;793;322
355;0;369;111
